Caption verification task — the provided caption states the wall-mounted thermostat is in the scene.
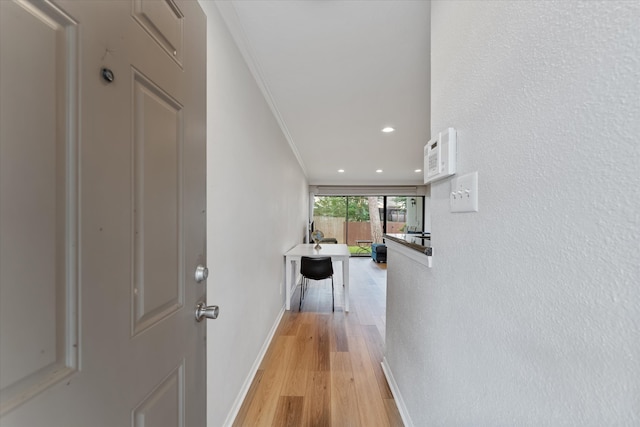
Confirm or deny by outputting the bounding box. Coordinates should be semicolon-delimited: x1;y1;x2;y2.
424;127;457;184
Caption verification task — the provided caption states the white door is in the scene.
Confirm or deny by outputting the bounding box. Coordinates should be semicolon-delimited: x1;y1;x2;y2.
0;1;207;426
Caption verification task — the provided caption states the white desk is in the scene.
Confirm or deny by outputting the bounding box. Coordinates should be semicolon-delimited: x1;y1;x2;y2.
284;244;350;312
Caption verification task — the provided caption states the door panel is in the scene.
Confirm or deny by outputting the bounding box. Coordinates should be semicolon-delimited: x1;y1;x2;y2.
132;0;184;66
132;71;184;336
0;2;58;387
0;0;79;413
132;362;185;427
0;0;206;425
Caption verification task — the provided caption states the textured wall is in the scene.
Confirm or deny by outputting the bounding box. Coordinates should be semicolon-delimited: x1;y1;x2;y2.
200;3;309;425
386;1;640;425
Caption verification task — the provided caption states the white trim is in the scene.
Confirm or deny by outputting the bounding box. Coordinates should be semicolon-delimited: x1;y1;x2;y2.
222;306;285;427
385;238;432;268
381;357;414;427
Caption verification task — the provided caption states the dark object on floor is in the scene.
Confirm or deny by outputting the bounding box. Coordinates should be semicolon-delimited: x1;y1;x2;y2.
319;237;338;244
371;243;387;263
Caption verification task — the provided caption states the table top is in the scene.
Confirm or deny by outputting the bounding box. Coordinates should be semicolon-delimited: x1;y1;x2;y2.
285;243;350;257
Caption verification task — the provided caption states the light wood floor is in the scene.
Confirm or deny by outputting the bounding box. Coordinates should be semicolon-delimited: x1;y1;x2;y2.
232;257;402;427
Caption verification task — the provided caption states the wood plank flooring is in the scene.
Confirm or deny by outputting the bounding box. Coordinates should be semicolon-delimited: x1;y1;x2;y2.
233;258;402;427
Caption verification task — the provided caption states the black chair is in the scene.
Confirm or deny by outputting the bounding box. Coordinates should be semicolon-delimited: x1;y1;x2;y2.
299;256;334;311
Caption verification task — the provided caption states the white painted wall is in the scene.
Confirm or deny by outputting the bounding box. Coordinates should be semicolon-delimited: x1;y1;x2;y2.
199;3;308;425
386;1;640;425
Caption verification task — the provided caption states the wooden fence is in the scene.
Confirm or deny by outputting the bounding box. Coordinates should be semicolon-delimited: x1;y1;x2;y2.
313;216;405;245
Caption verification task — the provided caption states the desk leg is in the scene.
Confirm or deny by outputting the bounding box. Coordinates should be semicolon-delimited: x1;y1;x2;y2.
343;258;349;312
285;257;292;310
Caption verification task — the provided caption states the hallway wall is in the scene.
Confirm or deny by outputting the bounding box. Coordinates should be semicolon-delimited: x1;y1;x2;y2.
199;3;309;425
386;1;640;425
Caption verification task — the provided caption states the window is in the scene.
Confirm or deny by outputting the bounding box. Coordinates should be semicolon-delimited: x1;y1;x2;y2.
312;195;424;256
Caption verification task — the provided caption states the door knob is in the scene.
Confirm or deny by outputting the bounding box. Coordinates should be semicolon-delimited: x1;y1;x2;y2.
195;302;219;322
195;265;208;282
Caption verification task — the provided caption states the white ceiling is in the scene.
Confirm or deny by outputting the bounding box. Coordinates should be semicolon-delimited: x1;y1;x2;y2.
216;0;431;186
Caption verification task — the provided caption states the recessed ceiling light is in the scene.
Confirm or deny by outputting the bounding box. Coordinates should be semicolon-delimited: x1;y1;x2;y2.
381;127;395;133
338;169;345;173
415;169;422;173
376;169;383;173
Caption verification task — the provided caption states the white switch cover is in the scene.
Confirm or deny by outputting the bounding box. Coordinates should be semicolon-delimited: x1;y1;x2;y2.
450;171;478;212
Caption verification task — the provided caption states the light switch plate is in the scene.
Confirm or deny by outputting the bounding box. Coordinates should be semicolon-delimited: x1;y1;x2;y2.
450;171;478;212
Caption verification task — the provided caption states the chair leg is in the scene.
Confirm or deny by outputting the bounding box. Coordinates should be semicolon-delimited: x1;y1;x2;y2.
300;275;336;312
331;276;334;312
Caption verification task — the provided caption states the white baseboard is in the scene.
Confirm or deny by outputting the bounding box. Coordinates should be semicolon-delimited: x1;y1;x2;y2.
381;357;414;427
222;306;285;427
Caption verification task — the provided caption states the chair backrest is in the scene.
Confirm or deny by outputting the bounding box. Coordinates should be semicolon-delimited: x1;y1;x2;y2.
300;256;333;280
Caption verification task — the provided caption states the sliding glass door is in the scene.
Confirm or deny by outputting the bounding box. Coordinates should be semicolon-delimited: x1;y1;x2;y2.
345;196;381;256
386;196;424;233
312;195;424;256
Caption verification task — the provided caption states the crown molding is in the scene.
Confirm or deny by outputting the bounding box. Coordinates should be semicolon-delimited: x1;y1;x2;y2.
213;1;308;177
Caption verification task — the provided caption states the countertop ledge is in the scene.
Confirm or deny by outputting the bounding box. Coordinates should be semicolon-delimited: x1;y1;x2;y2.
384;234;433;268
